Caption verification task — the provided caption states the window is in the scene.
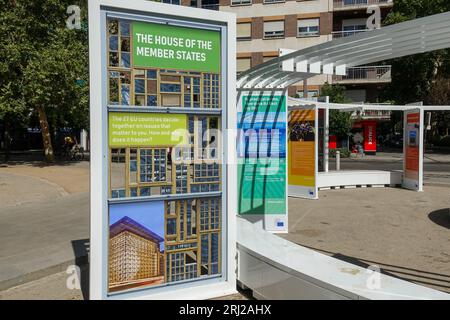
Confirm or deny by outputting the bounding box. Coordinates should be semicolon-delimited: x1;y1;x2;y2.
298;18;320;37
237;58;251;73
231;0;251;6
264;20;284;39
237;23;251;41
263;0;285;3
342;18;367;36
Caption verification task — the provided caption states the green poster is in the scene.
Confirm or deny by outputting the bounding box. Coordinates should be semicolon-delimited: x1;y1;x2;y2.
237;94;287;215
238;158;286;215
133;22;221;73
109;112;188;147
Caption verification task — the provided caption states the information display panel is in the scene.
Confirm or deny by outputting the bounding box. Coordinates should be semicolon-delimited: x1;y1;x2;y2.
89;0;236;300
288;108;318;199
237;91;288;233
403;109;424;191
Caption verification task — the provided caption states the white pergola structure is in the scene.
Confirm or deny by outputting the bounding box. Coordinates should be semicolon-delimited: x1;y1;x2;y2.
287;97;450;194
237;11;450;90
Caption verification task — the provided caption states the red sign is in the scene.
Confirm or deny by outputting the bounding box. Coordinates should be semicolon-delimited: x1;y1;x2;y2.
329;135;337;149
363;121;377;153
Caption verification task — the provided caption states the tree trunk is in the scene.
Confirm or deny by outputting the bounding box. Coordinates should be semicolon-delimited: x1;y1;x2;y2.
36;105;54;162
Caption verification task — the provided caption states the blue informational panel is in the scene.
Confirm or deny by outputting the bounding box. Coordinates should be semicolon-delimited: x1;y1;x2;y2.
237;91;288;233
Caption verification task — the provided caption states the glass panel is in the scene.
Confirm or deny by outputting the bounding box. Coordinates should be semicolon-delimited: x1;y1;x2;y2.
147;69;157;79
135;95;145;106
130;149;137;184
134;69;145;78
110;149;126;198
120;52;130;68
160;83;181;92
109;52;119;67
135;79;145;94
120;37;130;52
109;78;119;104
108;20;118;35
147;95;157;106
109;36;118;51
120;85;130;105
120;22;130;36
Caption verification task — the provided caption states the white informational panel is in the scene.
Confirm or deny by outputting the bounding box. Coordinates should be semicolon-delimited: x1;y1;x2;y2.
402;108;424;191
89;0;236;300
236;90;288;233
288;106;319;199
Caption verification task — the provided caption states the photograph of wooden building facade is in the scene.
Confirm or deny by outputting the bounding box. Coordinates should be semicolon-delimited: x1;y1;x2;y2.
109;216;165;292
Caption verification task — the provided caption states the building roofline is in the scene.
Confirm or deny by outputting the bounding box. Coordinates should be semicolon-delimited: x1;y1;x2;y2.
110;216;164;244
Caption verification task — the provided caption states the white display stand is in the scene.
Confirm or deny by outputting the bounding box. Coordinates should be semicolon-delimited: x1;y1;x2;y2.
402;108;424;191
236;90;289;233
89;0;236;300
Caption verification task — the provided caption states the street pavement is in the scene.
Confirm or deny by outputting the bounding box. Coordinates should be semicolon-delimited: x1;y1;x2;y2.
0;162;89;293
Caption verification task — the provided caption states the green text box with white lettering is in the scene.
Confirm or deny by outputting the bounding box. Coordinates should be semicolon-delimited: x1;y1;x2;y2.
109;112;188;147
133;22;221;73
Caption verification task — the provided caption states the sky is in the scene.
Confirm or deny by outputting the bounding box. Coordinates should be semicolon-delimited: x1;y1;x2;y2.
110;201;165;250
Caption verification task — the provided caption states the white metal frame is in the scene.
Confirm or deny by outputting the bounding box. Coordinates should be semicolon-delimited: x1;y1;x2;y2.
237;11;450;89
89;0;237;300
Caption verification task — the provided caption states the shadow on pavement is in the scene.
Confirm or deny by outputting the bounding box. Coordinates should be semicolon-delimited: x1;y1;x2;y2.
428;209;450;230
71;239;90;300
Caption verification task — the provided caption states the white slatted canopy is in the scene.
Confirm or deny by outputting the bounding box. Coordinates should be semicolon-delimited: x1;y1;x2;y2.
237;11;450;90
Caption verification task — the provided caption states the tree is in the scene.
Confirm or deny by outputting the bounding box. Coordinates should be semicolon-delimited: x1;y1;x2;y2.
0;0;88;162
381;0;450;139
320;83;354;140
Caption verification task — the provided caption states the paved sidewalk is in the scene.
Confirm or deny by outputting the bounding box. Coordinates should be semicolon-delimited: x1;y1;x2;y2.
0;162;89;291
282;185;450;293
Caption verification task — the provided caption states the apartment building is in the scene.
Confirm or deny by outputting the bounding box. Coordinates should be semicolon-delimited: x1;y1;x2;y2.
331;0;394;103
181;0;394;102
219;0;333;98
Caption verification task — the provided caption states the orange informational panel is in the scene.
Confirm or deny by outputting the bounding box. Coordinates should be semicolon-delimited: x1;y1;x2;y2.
403;109;423;191
288;109;318;199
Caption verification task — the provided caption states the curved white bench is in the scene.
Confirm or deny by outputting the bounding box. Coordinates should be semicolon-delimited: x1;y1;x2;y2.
237;217;450;300
316;170;403;190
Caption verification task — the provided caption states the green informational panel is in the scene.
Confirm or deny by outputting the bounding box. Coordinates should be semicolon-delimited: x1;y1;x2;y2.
108;112;188;147
238;158;286;215
237;93;287;217
133;22;221;73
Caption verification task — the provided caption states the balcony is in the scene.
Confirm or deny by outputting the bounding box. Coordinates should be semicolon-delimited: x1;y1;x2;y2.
333;66;392;84
333;0;394;11
331;29;371;39
351;109;392;120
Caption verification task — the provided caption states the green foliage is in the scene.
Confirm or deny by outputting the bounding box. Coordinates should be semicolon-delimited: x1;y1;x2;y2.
433;136;450;147
320;82;351;104
381;0;450;104
380;0;450;138
0;0;89;137
320;83;353;139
